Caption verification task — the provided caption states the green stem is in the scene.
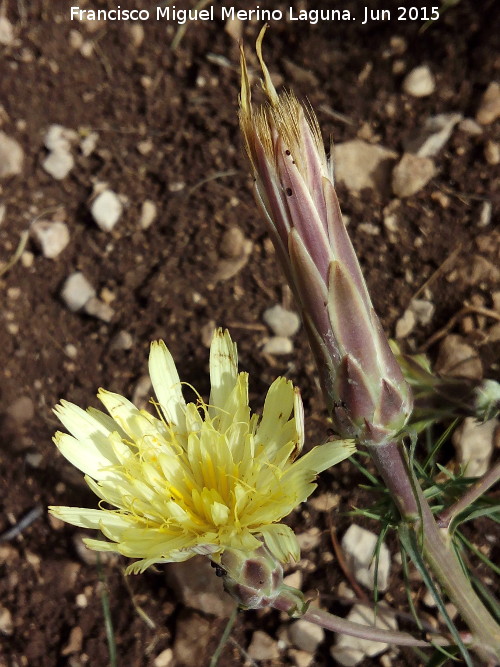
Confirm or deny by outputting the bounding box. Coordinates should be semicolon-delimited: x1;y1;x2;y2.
437;460;500;529
369;440;500;662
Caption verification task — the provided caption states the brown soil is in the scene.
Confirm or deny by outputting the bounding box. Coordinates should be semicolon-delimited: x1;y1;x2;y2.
1;1;499;666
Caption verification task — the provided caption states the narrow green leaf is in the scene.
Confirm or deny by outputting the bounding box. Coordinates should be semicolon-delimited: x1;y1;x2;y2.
398;524;473;667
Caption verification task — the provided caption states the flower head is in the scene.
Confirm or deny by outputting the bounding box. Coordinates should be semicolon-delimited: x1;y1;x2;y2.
240;29;413;445
49;329;354;573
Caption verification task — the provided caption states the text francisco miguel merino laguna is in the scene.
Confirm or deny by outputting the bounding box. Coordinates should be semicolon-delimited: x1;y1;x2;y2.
70;5;364;25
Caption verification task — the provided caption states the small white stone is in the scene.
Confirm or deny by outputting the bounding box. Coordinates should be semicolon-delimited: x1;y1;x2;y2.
44;124;77;152
435;335;483;380
263;304;301;337
128;23;145;48
395;308;416;338
0;132;24;178
478;201;492;227
288;619;324;653
392;153;436;198
61;272;96;312
80;131;99;157
153;648;173;667
139;199;157;230
91;190;123;232
262;336;294;355
296;527;321;551
248;631;280;661
83;297;115;323
476;82;500;125
404;113;462;157
42;149;74;180
31;220;70;258
334;140;397;194
219;226;246;259
0;16;14;46
452;417;497;477
110;330;134;351
0;606;13;636
331;605;397;666
458;118;483;135
402;65;435;97
409;298;435;326
341;525;391;592
25;451;43;468
7;396;34;425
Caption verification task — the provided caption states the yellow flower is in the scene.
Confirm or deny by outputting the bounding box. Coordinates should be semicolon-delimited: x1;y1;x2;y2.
49;329;354;573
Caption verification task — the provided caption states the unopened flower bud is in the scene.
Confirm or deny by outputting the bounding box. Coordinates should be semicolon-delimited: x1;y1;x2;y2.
240;29;413;445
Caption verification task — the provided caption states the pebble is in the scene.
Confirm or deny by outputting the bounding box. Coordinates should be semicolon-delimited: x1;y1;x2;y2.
484;140;500;166
60;272;96;312
334;140;397;195
289;649;314;667
248;631;280;660
6;396;34;425
309;492;340;512
128;23;145;48
395;308;416;339
153;648;173;667
44;125;77;152
404;113;462;157
476;82;500;125
0;132;24;178
263;304;301;337
80;131;99;157
219;226;246;259
458;118;483;135
110;330;134;351
409;298;435;326
139;199;157;229
0;16;14;45
31;220;70;258
331;605;397;666
435;334;483;380
478;201;492;228
213;234;253;282
402;65;435;97
83;296;115;323
25;451;43;468
288;619;324;653
172;612;211;666
42;150;74;180
0;606;13;636
41;125;77;180
392;153;436;198
262;336;293;355
296;527;321;551
90;190;123;232
61;626;83;655
341;524;391;591
452;417;497;477
166;557;235;617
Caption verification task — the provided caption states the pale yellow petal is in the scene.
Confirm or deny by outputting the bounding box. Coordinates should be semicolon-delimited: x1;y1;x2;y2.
209;328;238;416
149;340;186;429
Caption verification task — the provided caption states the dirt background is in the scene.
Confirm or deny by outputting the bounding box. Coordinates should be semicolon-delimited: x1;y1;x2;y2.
0;0;499;665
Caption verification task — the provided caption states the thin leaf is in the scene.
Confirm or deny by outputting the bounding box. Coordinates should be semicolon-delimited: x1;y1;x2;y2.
398;524;473;667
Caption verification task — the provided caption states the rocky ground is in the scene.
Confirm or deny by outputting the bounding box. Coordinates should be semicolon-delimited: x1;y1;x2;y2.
0;1;499;666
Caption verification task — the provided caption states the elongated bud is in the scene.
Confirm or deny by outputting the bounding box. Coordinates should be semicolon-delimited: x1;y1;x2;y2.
240;29;413;445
